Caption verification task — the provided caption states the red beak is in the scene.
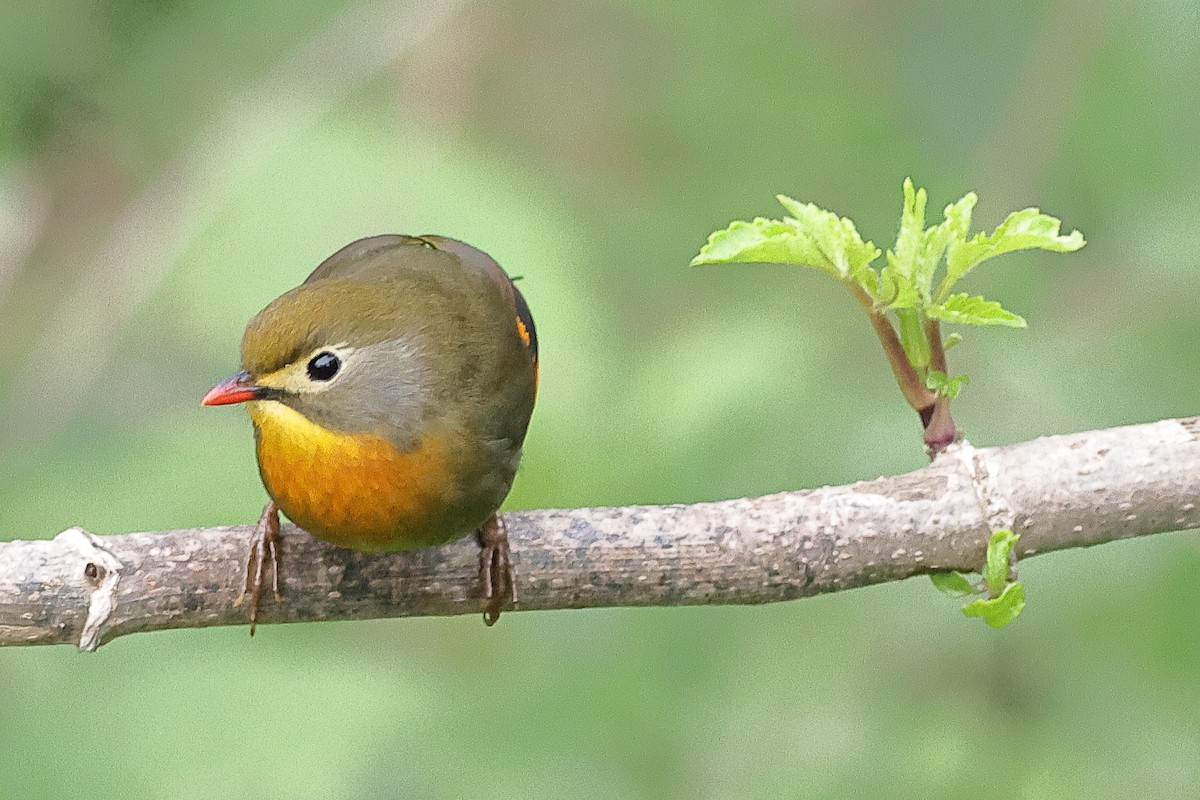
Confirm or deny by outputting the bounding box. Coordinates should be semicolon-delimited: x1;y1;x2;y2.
201;370;266;406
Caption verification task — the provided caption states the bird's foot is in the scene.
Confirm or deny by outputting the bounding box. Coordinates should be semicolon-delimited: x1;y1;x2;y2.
232;501;282;635
476;513;518;626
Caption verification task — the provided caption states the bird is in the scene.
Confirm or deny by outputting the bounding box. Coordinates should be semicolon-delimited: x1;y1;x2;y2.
201;234;538;631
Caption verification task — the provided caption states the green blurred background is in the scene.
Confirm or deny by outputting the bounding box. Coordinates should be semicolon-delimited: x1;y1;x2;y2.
2;1;1198;797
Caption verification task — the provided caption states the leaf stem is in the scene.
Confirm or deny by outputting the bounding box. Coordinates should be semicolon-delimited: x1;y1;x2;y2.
849;284;957;456
921;318;958;455
925;318;948;373
848;283;936;412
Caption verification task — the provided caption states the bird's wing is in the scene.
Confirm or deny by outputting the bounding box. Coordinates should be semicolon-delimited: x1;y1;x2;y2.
416;235;538;369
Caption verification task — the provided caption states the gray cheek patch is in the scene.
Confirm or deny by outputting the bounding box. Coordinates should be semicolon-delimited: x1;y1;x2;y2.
333;336;432;434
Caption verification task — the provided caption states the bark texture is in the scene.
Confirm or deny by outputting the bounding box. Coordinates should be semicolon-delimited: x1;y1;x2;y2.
2;417;1198;650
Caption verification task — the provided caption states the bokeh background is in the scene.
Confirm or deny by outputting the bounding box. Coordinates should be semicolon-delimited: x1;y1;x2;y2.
2;1;1199;797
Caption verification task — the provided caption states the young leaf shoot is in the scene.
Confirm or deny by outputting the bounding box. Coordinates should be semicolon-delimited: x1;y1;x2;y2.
693;179;1084;455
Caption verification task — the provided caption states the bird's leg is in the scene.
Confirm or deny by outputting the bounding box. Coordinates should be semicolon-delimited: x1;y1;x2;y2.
231;501;282;636
476;513;518;626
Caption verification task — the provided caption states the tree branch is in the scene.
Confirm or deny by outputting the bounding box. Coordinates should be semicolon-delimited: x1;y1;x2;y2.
3;417;1198;650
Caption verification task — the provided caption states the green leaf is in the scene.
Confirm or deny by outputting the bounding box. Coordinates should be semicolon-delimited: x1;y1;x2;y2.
930;571;975;598
962;581;1026;628
889;178;926;283
940;192;978;246
691;200;883;294
879;252;921;309
775;195;882;287
880;183;978;308
916;192;976;300
924;369;970;399
927;293;1027;327
931;531;1026;630
983;529;1020;596
878;179;925;309
940;207;1084;300
943;332;963;350
691;218;841;278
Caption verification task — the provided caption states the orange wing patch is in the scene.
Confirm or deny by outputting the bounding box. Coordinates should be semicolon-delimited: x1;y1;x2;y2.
515;312;539;393
510;283;538;393
516;314;532;348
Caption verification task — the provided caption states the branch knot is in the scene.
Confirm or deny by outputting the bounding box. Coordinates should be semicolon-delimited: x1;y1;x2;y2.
54;527;124;651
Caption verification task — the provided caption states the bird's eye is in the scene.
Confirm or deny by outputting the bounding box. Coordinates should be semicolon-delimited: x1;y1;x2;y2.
306;351;341;381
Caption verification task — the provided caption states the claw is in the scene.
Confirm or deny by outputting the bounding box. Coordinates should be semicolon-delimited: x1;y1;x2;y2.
236;501;282;635
476;514;518;626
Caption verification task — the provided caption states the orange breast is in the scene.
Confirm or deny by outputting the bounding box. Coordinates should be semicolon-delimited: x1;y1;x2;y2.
248;401;463;550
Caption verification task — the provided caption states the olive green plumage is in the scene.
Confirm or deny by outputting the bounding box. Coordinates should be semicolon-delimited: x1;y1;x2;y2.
241;235;537;457
236;235;537;547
